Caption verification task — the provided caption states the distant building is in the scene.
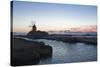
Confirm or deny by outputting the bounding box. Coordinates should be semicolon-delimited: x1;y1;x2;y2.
32;24;37;32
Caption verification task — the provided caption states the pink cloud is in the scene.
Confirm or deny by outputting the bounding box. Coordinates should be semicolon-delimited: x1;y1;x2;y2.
69;25;97;32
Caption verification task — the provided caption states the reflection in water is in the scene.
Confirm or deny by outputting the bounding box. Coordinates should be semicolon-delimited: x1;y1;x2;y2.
35;39;97;64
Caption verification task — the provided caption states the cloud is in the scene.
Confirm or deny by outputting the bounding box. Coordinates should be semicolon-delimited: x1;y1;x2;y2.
69;25;97;32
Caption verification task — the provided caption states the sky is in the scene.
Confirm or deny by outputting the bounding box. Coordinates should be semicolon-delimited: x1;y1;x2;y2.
12;1;97;32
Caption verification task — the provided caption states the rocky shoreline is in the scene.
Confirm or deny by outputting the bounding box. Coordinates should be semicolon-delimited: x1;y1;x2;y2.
11;38;52;66
15;34;97;45
44;35;97;45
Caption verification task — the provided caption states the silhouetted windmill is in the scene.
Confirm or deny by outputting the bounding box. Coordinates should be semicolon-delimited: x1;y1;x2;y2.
29;21;37;32
29;21;35;27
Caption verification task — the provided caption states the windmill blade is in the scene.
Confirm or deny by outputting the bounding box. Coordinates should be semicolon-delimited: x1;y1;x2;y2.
31;21;36;25
28;21;36;27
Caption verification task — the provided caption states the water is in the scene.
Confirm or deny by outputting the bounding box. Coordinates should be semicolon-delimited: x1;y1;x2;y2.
15;37;97;64
35;39;97;64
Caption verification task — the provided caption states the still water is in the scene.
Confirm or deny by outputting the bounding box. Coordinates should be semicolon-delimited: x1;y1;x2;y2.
35;39;97;64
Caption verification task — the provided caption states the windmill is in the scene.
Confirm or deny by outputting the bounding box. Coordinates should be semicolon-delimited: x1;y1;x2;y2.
29;21;37;31
29;21;36;27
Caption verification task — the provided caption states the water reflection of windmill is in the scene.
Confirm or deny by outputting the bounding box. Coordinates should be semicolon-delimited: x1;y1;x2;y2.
29;21;37;32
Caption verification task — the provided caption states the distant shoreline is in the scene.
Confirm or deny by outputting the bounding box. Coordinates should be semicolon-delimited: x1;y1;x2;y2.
13;32;97;45
12;32;97;36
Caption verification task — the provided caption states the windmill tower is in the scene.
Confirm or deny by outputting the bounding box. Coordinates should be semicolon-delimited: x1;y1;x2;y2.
29;21;37;32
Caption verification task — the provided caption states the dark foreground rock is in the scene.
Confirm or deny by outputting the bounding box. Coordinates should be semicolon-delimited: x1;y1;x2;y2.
11;38;52;66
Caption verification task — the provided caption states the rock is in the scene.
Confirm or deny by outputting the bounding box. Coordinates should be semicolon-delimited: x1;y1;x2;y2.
11;49;40;66
36;45;52;58
11;38;53;66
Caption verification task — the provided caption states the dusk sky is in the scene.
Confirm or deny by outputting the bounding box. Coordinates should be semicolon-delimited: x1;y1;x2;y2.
12;1;97;32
